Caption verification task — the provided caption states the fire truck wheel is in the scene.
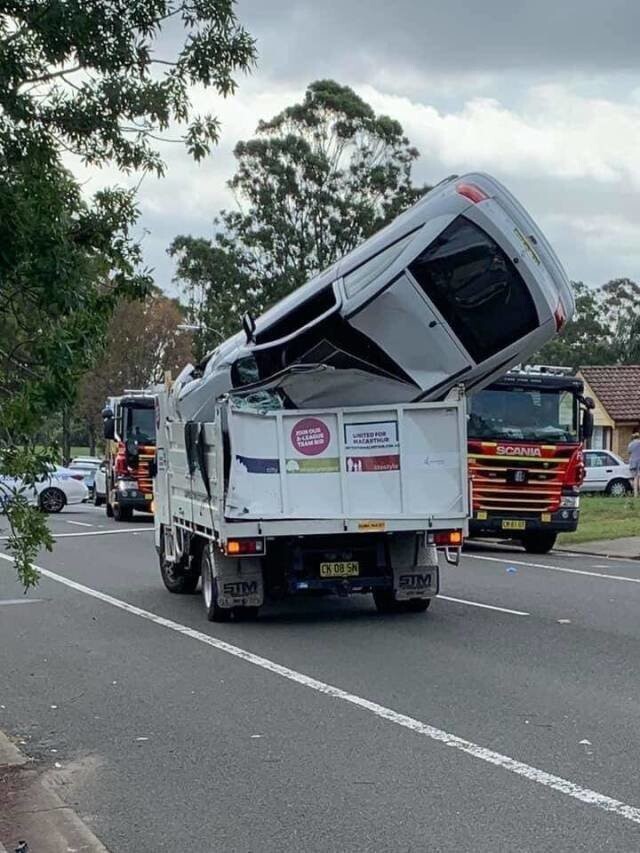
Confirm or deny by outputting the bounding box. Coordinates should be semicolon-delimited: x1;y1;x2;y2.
159;529;199;594
201;547;231;622
113;503;133;522
522;531;557;554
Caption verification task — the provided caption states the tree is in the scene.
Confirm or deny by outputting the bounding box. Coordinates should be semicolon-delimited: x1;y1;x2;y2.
599;278;640;364
0;1;255;587
75;292;194;449
533;281;611;369
171;80;427;352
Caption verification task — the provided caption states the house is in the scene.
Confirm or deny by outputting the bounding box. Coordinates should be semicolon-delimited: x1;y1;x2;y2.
577;366;640;457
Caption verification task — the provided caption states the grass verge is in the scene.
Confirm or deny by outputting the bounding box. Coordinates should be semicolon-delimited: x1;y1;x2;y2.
558;495;640;545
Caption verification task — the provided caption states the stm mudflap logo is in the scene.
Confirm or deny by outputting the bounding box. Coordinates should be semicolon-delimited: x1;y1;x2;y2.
496;445;542;457
399;573;432;590
223;581;258;597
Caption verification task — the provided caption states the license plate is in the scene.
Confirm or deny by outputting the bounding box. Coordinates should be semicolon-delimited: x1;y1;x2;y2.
145;494;153;500
319;561;359;578
502;520;526;531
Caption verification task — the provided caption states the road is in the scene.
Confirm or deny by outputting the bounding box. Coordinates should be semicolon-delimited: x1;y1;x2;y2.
2;505;640;852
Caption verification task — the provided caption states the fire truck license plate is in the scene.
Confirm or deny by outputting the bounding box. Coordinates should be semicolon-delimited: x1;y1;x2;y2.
502;520;526;530
319;561;360;578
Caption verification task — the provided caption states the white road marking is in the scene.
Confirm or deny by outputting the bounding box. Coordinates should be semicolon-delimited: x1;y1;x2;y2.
0;598;42;605
0;528;151;541
438;595;529;616
1;553;639;826
65;520;93;527
467;554;640;585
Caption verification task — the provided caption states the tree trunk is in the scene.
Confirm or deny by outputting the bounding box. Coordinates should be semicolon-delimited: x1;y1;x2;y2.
62;408;71;464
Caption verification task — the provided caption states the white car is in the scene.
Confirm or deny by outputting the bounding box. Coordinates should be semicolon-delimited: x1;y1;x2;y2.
582;450;632;496
93;460;108;506
0;466;89;514
68;456;103;497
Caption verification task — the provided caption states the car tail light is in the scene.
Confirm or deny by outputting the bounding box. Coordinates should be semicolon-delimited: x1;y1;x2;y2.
554;302;567;332
434;530;463;547
456;182;489;204
225;538;265;556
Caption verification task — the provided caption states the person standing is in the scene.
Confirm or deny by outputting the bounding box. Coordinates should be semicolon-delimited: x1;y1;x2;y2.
628;431;640;497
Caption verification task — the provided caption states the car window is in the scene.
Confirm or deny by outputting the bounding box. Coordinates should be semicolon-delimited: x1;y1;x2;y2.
602;453;619;467
586;452;609;468
408;217;539;362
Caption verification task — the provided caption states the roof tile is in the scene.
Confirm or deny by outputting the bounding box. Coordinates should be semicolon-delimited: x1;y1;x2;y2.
580;365;640;423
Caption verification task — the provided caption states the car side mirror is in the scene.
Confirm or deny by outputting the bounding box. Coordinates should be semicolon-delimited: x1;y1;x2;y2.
582;409;594;442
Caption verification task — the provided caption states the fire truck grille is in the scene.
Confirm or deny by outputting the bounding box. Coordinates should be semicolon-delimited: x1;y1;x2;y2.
469;452;574;513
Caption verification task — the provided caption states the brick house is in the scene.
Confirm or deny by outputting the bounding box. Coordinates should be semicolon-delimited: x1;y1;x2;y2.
577;365;640;457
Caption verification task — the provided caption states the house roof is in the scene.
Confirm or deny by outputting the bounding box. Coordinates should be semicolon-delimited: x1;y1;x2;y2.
579;365;640;423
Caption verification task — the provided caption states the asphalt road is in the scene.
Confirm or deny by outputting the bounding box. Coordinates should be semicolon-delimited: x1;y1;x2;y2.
2;505;640;852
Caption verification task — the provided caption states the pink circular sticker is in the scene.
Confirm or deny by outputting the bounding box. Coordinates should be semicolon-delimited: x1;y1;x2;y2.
291;418;330;456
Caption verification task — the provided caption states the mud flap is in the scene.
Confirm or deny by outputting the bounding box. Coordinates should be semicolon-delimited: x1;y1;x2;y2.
213;552;265;609
390;535;439;601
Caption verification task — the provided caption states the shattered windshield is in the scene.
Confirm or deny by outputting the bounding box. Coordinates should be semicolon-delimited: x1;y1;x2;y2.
468;388;578;443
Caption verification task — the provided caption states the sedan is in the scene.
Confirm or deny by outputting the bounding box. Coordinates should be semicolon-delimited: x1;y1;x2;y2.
0;466;89;514
582;450;632;496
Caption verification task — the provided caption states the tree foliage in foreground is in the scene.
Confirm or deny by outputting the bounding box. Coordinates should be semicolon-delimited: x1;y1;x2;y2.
0;1;255;587
171;80;428;353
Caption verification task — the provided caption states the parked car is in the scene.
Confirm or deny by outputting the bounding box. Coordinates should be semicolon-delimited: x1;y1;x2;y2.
93;459;108;506
0;466;89;514
582;450;632;496
68;456;102;498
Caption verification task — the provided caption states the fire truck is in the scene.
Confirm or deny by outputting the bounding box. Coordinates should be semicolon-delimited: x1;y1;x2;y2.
102;391;156;521
468;367;594;553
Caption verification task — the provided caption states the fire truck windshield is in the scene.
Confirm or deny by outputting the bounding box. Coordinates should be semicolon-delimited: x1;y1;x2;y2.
125;406;155;444
468;388;578;443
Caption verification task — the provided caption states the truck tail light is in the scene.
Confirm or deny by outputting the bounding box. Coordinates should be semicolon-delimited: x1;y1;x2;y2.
456;182;489;204
225;538;264;556
434;530;463;547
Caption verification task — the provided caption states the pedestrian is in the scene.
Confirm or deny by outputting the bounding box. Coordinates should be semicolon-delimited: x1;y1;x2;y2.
628;430;640;497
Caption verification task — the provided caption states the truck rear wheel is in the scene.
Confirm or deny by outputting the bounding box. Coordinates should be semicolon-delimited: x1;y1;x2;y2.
159;528;199;594
522;531;557;554
201;547;231;622
373;589;431;614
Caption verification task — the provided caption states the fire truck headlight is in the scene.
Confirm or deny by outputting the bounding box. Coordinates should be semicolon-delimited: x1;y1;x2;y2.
118;480;138;491
560;495;580;508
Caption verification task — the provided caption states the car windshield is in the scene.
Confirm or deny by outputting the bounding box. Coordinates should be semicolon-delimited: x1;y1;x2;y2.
468;388;578;443
70;461;99;470
125;406;155;443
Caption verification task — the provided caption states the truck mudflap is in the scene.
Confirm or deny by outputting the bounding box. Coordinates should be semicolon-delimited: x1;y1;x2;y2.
214;552;265;609
390;536;440;601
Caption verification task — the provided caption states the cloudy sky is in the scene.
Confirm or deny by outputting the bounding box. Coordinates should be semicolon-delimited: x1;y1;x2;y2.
81;0;640;295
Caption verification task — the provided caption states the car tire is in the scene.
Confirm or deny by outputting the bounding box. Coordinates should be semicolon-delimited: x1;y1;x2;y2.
522;531;557;554
606;478;632;497
106;500;114;518
93;490;105;507
113;503;133;522
201;546;232;622
39;487;66;514
159;527;199;594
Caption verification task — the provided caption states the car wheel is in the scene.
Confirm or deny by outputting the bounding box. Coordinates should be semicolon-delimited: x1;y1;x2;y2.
39;487;66;514
606;478;632;497
93;490;104;507
106;500;114;518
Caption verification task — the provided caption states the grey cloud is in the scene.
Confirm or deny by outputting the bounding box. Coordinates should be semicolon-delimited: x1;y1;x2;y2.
239;0;640;82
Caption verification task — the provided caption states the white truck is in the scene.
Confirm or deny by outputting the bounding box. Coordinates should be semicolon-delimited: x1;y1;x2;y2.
153;172;574;620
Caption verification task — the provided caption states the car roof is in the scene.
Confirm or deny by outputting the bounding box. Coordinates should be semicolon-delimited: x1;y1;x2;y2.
71;456;102;463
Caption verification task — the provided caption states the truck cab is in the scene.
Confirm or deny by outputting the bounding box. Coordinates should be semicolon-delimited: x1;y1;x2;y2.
467;367;594;553
102;392;156;521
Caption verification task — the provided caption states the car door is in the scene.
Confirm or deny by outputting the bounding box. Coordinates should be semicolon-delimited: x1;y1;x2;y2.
601;452;627;489
583;451;608;491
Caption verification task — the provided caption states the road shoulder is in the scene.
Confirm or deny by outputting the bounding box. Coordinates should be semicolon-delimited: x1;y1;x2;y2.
0;731;108;853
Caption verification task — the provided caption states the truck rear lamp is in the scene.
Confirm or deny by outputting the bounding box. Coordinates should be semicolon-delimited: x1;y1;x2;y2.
456;182;489;204
225;538;264;556
434;530;463;546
